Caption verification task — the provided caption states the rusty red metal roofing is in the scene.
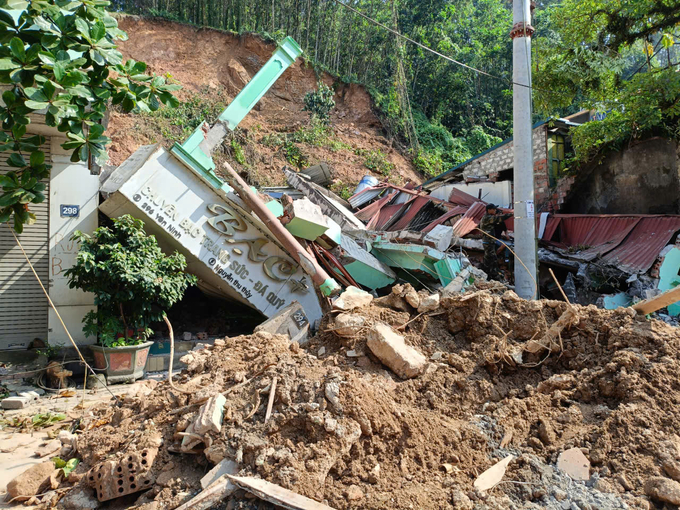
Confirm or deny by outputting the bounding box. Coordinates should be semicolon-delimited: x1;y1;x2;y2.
422;206;468;233
372;204;407;230
449;188;483;207
452;202;487;237
355;190;397;222
542;217;562;241
601;216;680;273
390;196;431;231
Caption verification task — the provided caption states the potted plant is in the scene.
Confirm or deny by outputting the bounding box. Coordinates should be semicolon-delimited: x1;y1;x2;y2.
65;215;196;383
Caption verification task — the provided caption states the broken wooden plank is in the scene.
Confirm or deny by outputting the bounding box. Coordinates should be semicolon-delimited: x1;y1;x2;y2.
174;474;237;510
265;377;278;424
473;455;514;492
227;475;336;510
632;286;680;315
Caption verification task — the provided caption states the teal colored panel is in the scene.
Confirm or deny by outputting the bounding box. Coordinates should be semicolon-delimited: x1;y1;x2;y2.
219;37;303;130
343;261;396;290
434;258;462;287
603;293;632;310
370;242;443;279
284;217;328;241
265;200;284;218
658;247;680;316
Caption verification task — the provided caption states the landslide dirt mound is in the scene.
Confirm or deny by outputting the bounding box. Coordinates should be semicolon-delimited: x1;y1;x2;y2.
70;288;680;509
107;16;421;190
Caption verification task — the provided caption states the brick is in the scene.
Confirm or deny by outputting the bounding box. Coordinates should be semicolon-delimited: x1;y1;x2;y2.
1;396;30;409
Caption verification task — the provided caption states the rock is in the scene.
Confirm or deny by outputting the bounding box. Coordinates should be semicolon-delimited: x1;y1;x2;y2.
346;350;359;357
318;347;326;356
345;484;364;501
367;322;428;379
334;313;366;337
368;464;380;484
553;489;567;501
664;460;680;482
1;396;30;409
538;418;556;445
645;476;680;505
557;448;590;481
451;489;473;509
60;486;101;510
200;459;238;489
325;381;342;411
193;394;227;435
333;286;373;311
58;430;78;449
86;374;107;389
417;293;440;313
6;461;56;501
617;474;633;491
404;285;420;308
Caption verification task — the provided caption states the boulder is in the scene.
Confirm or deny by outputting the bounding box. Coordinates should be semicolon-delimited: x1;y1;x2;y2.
366;322;428;379
6;461;56;501
417;293;440;313
645;476;680;505
333;286;373;311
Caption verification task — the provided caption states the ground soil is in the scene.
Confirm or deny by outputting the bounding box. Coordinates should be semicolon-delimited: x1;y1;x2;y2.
107;16;421;190
61;287;680;509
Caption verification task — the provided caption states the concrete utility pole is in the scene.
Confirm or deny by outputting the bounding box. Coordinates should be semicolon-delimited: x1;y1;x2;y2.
511;0;538;299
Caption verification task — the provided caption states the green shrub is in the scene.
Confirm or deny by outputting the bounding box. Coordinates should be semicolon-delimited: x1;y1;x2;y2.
64;215;196;347
230;138;246;165
358;148;394;176
303;81;336;125
283;141;309;169
413;150;444;177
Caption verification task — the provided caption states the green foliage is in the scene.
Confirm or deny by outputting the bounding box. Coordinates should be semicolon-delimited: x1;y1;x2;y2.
303;81;335;125
64;215;196;347
0;0;180;232
53;458;79;477
357;148;394;176
230;138;246;165
329;180;353;200
0;412;66;431
534;0;680;163
282;141;308;169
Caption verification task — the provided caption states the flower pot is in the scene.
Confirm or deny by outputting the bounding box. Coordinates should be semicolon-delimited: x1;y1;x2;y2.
89;341;153;384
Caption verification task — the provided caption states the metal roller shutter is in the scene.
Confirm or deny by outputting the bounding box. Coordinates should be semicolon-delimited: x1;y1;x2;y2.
0;143;50;349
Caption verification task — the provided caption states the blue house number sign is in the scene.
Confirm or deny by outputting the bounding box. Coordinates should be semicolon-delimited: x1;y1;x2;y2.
60;205;80;217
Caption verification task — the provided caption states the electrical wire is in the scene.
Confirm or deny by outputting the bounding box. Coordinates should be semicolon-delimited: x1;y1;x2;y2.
331;0;559;95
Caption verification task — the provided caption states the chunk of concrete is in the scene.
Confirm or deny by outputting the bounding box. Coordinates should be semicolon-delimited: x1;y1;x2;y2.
282;197;329;241
201;459;239;490
645;477;680;505
404;285;420;308
34;440;62;458
1;396;30;409
254;301;310;344
60;486;102;510
366;322;428;379
193;394;227;435
442;268;471;296
417;293;440;313
334;313;366;337
6;461;56;501
556;447;590;481
424;225;454;252
333;286;373;311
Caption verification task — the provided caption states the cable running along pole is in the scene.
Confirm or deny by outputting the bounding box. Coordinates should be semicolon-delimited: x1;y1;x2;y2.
511;0;538;299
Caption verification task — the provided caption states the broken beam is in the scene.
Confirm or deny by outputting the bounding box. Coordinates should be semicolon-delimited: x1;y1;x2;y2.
632;286;680;315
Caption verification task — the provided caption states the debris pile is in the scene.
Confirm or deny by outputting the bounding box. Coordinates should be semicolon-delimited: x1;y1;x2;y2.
26;284;680;510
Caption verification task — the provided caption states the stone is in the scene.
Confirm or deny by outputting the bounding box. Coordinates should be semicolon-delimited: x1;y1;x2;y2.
538;418;556;445
451;489;473;509
183;332;192;341
404;285;420;308
367;322;428;379
345;485;364;501
87;374;107;389
333;286;373;311
346;350;359;357
616;474;633;491
334;313;366;337
5;384;45;396
417;293;440;313
368;464;380;484
325;381;342;411
58;430;78;449
645;476;680;505
318;347;326;356
443;269;471;297
1;396;30;409
60;486;101;510
6;461;56;501
200;459;238;490
663;460;680;482
557;448;591;481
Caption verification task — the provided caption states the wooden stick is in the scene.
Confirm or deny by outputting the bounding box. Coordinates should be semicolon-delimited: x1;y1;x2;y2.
632;285;680;315
548;268;571;305
264;376;278;424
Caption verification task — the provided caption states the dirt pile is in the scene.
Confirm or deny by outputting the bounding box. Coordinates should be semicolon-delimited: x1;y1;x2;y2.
107;16;421;190
65;287;680;509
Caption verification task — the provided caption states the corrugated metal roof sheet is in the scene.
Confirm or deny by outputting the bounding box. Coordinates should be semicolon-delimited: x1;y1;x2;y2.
452;202;487;237
449;188;483;207
349;187;385;209
602;217;680;273
389;196;430;231
422;206;468;233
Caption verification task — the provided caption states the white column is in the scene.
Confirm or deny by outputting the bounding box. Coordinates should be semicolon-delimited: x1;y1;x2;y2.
512;0;538;299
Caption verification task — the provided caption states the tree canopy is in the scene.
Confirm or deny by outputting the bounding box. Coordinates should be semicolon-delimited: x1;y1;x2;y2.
0;0;180;232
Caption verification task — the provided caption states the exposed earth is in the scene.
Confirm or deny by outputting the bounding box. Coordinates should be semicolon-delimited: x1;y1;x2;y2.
107;16;422;192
